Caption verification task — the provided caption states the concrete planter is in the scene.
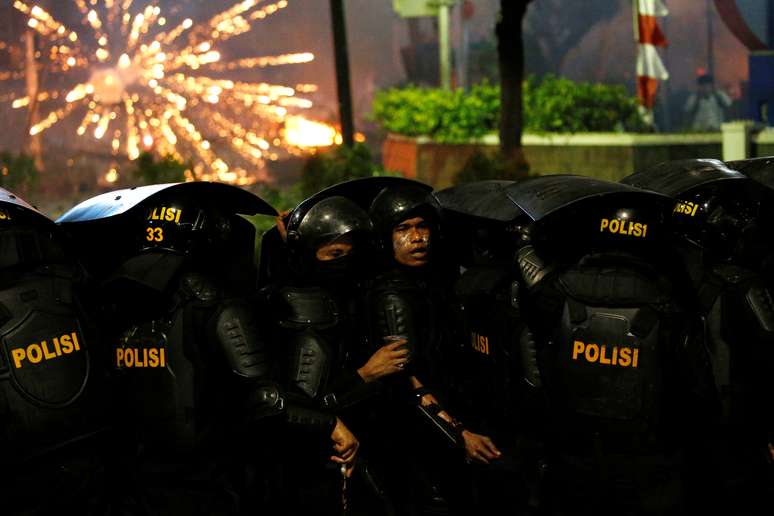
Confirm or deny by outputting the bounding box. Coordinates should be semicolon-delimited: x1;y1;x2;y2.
382;132;724;188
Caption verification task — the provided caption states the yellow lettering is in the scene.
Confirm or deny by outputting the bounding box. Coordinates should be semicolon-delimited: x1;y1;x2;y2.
60;334;73;353
71;332;80;351
165;208;175;222
632;348;639;368
642;224;647;237
27;344;43;364
11;348;25;368
160;347;166;367
585;343;600;363
572;340;585;360
619;347;631;367
631;223;642;237
600;219;609;232
175;209;181;223
53;336;62;355
599;345;611;365
41;340;57;360
116;348;124;367
612;346;618;365
124;348;134;367
148;348;159;367
136;348;145;367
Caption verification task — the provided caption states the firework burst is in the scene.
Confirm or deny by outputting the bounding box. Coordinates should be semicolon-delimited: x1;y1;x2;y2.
3;0;329;185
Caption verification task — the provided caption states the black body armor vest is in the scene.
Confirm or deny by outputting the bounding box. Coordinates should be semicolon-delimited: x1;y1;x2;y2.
524;252;699;454
0;265;106;462
108;266;270;457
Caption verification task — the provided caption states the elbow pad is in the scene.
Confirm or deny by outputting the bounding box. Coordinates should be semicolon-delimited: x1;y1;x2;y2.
251;383;286;420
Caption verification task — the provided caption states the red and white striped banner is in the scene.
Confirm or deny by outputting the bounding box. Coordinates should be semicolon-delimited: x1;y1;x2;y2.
635;0;669;109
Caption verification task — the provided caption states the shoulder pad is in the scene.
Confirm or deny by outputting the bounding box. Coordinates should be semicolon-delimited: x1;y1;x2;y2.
277;286;339;328
180;273;221;302
214;301;271;378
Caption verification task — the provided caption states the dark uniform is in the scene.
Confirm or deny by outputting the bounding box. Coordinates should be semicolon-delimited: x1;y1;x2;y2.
364;184;472;516
261;194;377;516
0;188;110;515
442;176;717;515
57;182;279;515
623;159;774;514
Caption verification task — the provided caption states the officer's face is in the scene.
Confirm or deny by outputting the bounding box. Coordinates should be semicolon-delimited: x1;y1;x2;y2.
392;216;431;267
316;239;353;261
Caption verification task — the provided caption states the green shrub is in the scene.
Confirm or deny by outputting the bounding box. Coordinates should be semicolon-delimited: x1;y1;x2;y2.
524;75;648;133
132;152;189;184
372;82;500;143
0;152;39;189
371;76;647;140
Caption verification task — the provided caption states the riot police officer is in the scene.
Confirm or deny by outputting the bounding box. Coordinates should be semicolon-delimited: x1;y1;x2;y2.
365;183;501;515
262;193;388;515
0;188;111;515
436;180;541;516
443;175;717;515
623;159;774;514
57;182;279;515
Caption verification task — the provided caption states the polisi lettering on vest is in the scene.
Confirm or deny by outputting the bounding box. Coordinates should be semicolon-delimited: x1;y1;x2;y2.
471;332;490;355
571;339;639;368
116;347;166;368
11;331;81;369
673;200;699;217
0;208;12;221
599;218;648;238
148;206;182;223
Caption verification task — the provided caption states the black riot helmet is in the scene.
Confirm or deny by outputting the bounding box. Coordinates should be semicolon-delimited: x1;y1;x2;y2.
58;182;276;277
135;196;233;257
0;188;69;270
285;195;372;277
623;159;760;258
369;184;441;254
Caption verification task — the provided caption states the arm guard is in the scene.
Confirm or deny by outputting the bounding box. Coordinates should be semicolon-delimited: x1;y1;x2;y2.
369;290;417;358
519;326;542;389
212;298;292;422
213;300;273;378
413;387;464;448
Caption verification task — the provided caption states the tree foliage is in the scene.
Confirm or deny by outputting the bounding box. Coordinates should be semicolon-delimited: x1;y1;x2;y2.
0;152;39;190
132;152;189;184
300;143;396;197
523;0;622;76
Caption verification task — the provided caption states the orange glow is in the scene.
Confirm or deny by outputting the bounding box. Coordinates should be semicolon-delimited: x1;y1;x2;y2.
284;116;341;148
